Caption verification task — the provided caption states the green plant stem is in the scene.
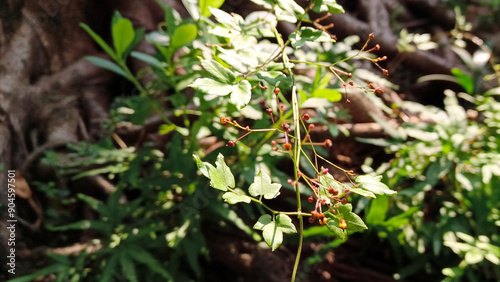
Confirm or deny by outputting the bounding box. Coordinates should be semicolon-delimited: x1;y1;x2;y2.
290;85;304;282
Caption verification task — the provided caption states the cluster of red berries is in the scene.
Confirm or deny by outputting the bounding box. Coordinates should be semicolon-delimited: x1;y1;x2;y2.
310;210;327;225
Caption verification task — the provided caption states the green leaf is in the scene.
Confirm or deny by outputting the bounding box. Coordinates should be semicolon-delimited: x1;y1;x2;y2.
112;18;135;58
47;220;112;234
326;214;347;241
80;23;117;61
451;68;474;94
311;88;342;102
355;175;396;195
127;245;173;280
123;27;145;58
120;254;139;282
257;71;292;89
101;252;120;282
200;0;225;17
207;153;235;191
84;56;129;78
248;170;282;199
193;154;210;178
365;196;389;224
231;80;252;109
327;203;368;238
253;214;296;251
289;27;333;48
318;173;343;195
190;78;235;96
349;187;376;198
171;24;198;50
338;204;367;232
276;0;305;15
130;51;164;68
159;124;176;135
222;190;252;204
200;58;236;83
312;0;345;14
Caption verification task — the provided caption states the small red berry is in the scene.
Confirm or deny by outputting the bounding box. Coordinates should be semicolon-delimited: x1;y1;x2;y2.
274;87;281;94
345;188;350;193
311;210;319;218
220;117;227;124
329;188;338;195
308;124;315;130
346;99;351;104
281;123;291;132
318;213;325;219
349;81;354;86
227;141;236;147
272;147;278;151
382;69;389;76
308;217;315;223
347;73;353;78
280;104;285;111
287;179;293;184
368;83;374;88
339;219;347;230
368;33;374;39
342;82;347;87
375;44;380;50
245;126;250;130
324;139;333;147
271;140;277;146
341;198;347;205
283;142;292;150
322;168;329;175
266;108;273;114
302;113;310;120
375;87;383;94
308;196;314;203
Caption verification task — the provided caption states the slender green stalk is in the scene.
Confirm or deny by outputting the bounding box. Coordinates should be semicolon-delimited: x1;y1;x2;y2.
290;85;304;282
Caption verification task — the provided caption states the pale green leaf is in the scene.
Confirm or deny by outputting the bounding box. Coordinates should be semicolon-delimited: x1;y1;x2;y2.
289;27;333;48
355;175;396;195
200;58;236;83
222;190;252;204
349;187;376;198
253;214;296;251
249;170;282;199
193;154;210;178
208;153;234;191
189;78;235;96
230;80;252;109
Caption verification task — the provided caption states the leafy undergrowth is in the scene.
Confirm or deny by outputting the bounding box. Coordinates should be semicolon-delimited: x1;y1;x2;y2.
6;0;500;282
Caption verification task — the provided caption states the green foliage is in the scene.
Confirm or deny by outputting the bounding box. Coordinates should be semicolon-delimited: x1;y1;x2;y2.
363;87;500;280
17;1;401;281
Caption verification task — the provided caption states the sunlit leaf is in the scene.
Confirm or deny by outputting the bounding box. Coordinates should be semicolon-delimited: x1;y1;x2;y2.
248;170;281;199
253;214;296;250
